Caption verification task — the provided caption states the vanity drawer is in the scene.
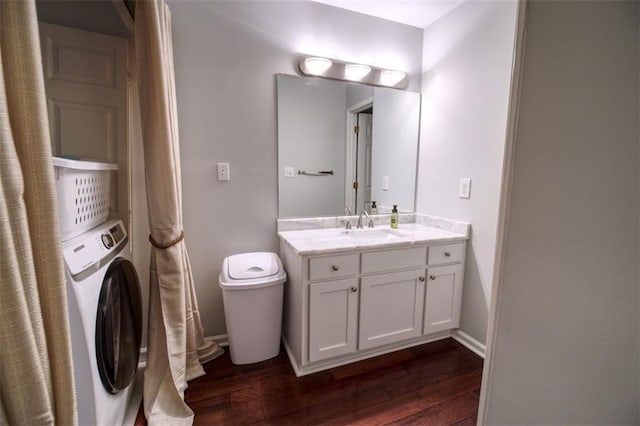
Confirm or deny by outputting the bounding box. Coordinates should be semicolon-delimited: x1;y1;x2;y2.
428;242;465;265
361;247;427;274
309;254;359;281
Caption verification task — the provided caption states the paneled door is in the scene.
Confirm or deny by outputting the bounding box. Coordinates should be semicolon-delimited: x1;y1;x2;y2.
359;269;425;350
39;23;128;225
424;264;464;334
308;278;359;363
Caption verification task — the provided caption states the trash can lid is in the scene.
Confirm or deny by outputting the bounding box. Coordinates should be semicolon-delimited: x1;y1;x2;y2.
227;252;280;280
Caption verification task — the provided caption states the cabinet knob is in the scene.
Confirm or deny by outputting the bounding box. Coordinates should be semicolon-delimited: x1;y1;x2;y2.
429;275;436;280
350;287;358;292
444;252;451;257
331;265;339;271
419;276;425;282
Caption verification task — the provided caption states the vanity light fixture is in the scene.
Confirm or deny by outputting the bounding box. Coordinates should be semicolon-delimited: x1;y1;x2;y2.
297;55;408;89
303;57;333;75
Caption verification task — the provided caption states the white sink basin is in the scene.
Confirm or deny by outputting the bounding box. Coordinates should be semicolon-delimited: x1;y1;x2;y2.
340;228;405;242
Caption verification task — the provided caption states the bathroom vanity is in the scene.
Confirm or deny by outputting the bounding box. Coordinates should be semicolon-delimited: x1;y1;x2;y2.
278;215;469;376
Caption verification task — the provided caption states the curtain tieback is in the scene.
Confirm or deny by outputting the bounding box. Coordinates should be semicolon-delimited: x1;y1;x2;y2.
149;231;185;249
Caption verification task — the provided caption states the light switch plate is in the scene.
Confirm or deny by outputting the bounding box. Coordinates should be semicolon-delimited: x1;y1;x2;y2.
217;162;230;181
284;166;295;178
458;178;471;199
382;176;389;191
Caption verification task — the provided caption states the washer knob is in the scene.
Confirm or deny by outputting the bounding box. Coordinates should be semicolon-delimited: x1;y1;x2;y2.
101;233;114;249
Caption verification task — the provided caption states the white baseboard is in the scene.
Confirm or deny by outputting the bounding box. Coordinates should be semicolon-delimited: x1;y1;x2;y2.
137;334;229;369
138;332;484;370
208;333;229;347
284;332;452;377
452;329;486;359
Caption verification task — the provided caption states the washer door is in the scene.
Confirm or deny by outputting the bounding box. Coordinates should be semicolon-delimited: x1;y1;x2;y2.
96;257;142;394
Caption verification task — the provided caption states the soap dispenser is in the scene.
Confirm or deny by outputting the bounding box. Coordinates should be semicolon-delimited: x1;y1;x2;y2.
390;205;398;229
371;201;377;215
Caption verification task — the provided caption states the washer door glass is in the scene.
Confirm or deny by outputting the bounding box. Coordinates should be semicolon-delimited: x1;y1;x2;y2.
96;257;142;394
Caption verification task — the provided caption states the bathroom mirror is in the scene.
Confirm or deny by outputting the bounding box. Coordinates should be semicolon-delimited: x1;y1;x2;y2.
277;74;420;218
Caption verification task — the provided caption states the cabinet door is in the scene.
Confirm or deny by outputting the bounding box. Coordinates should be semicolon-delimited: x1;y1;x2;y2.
309;278;359;363
424;264;464;334
359;270;425;350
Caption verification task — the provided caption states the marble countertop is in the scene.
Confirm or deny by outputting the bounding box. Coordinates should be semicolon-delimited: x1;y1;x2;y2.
278;222;469;255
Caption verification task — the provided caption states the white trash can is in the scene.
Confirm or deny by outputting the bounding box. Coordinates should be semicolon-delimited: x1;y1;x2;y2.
219;252;286;365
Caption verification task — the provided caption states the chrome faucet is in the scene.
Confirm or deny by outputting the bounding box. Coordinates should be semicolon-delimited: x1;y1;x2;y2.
357;210;374;229
343;207;353;230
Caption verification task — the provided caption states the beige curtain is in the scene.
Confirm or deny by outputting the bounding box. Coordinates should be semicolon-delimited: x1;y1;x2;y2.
135;1;223;423
0;1;77;425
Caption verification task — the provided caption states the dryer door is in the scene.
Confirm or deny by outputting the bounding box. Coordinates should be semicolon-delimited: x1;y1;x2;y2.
96;257;142;394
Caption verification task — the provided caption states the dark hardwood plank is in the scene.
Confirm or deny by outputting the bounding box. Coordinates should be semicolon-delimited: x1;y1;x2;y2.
324;390;432;426
389;391;480;425
452;413;479;426
134;338;483;426
330;348;414;380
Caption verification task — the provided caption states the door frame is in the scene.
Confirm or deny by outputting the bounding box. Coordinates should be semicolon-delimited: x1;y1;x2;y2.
345;97;373;214
477;0;528;422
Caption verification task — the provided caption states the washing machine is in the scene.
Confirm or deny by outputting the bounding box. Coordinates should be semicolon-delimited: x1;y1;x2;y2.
62;219;142;426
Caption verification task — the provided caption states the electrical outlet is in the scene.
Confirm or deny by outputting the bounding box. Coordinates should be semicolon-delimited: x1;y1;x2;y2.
217;162;230;181
458;178;471;199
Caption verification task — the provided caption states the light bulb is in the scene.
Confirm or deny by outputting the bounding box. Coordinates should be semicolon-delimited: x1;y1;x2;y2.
380;70;407;86
304;57;332;75
344;64;371;81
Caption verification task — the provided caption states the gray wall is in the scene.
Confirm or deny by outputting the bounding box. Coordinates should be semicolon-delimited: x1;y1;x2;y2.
483;1;639;423
166;0;423;336
346;84;373;108
416;0;518;345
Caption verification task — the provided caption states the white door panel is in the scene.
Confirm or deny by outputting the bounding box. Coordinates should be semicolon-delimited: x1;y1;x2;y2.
359;269;424;350
49;100;117;159
309;278;359;362
424;264;464;334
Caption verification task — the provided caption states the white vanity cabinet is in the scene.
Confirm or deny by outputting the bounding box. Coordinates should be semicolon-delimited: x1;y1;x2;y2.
280;236;467;376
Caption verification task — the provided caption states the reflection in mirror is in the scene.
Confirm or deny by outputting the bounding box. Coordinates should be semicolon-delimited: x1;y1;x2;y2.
277;74;420;218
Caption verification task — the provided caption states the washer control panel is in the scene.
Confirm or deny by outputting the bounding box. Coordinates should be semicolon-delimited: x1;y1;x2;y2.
63;220;128;277
99;223;125;250
101;233;114;249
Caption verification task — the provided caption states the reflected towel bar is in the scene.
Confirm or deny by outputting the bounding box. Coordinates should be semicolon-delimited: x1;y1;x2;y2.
298;170;334;176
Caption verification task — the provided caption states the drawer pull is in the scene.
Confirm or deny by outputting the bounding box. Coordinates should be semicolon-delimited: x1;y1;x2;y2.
444;252;451;257
419;276;425;282
331;265;339;271
350;287;358;292
429;275;436;280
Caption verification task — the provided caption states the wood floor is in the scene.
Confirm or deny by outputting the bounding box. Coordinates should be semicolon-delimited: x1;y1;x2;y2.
135;338;483;425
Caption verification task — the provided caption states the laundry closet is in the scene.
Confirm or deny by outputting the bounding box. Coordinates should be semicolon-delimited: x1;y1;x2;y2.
36;2;144;425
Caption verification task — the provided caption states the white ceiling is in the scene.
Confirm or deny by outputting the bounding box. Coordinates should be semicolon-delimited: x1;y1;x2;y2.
312;0;466;29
